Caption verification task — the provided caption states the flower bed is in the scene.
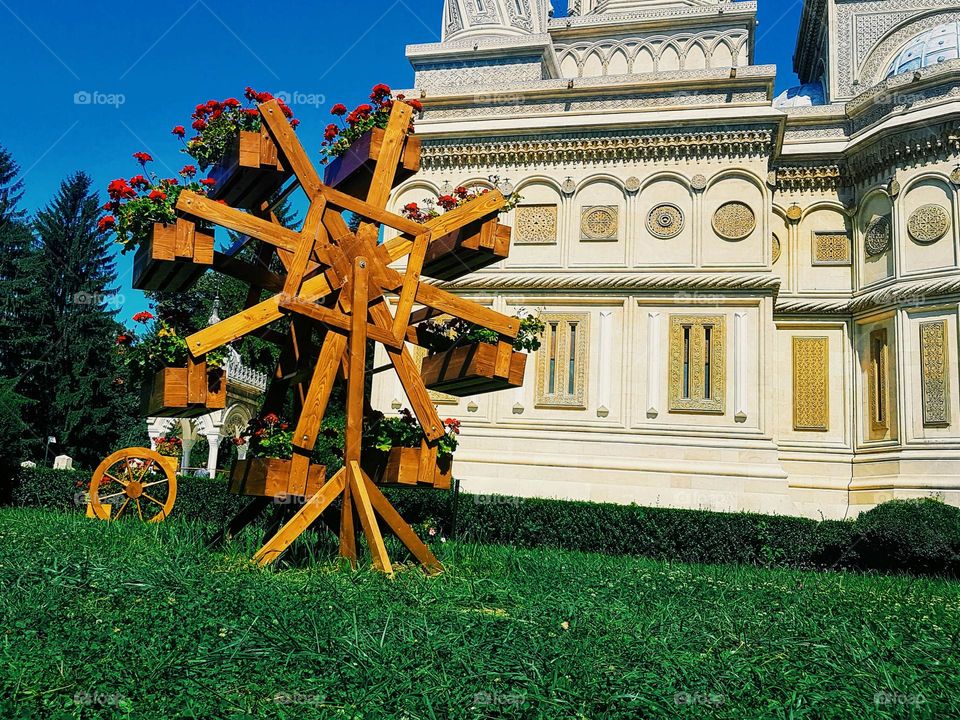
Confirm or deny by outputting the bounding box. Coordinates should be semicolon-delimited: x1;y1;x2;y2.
321;85;422;198
415;313;543;396
403;187;517;281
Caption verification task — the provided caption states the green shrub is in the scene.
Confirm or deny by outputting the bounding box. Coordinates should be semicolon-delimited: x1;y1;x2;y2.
854;498;960;575
8;467;960;577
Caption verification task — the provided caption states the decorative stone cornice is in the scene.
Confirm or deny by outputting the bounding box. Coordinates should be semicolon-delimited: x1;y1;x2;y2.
438;272;781;293
846;120;960;184
421;127;776;170
551;1;756;32
774;165;845;193
776;276;960;315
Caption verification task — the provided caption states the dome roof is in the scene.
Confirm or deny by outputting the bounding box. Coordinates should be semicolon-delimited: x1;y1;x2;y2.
442;0;551;42
773;81;825;109
886;21;960;78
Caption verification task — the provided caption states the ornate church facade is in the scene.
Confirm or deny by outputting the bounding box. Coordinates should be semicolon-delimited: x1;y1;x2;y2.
372;0;960;518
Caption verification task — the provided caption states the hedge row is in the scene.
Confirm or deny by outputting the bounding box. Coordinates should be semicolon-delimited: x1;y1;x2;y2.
8;467;960;577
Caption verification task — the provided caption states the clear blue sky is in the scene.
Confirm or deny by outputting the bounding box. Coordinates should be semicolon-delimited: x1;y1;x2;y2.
2;0;802;321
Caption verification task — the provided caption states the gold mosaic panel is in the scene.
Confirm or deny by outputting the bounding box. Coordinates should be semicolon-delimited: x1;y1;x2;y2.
792;337;830;431
920;320;950;427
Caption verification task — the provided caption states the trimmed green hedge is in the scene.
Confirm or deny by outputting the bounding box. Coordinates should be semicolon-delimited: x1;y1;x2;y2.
8;467;960;577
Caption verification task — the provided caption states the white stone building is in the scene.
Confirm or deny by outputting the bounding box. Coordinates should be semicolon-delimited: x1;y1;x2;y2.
373;0;960;519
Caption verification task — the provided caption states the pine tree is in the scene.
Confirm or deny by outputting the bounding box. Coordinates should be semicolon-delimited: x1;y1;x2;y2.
22;172;133;466
0;146;35;376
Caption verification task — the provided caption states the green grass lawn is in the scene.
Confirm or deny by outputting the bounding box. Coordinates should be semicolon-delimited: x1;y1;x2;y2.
1;508;958;719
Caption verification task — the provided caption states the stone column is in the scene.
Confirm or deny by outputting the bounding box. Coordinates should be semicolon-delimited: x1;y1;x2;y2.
205;434;221;478
180;439;196;474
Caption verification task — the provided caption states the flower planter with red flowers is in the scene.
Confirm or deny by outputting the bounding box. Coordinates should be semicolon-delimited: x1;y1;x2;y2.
206;126;291;210
141;356;226;418
323;126;421;199
321;85;422;198
133;219;214;292
177;90;298;211
421;213;512;282
229;458;327;499
420;340;527;397
362;447;452;491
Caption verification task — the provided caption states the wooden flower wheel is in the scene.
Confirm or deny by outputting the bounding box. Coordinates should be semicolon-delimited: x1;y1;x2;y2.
97;95;523;574
88;447;178;522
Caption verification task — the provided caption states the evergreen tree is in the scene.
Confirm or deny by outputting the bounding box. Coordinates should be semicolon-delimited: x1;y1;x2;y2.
21;172;133;466
0;146;35;376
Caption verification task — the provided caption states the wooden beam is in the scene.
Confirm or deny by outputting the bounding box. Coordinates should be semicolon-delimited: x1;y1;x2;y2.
259;99;323;192
252;469;347;566
349;461;392;575
392;233;428;342
177;191;303;255
213;251;283;293
363;472;442;574
283;196;327;297
279;296;403;350
415;283;520;338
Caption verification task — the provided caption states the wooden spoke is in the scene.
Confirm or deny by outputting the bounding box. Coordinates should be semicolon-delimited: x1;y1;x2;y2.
114;497;132;519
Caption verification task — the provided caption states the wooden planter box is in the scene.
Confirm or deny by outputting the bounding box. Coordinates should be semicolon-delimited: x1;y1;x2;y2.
132;220;214;292
421;341;526;397
363;448;452;491
421;215;511;282
323;127;421;199
207;127;291;210
230;458;326;499
141;359;226;418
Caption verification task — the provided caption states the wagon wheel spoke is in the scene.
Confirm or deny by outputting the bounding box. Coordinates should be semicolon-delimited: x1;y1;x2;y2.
103;472;128;488
142;493;167;510
135;458;155;482
135;499;144;520
124;461;135;484
114;497;132;518
141;479;169;489
98;490;127;501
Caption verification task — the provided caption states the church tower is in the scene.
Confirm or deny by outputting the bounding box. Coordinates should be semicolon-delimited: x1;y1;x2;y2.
442;0;551;42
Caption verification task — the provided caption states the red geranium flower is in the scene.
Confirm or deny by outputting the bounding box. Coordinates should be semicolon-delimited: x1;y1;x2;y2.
107;179;136;200
437;195;457;211
290;118;301;128
116;333;132;345
132;151;153;164
244;87;258;102
263;412;279;424
244;108;259;118
200;178;217;187
370;83;392;103
192;119;207;131
129;175;150;190
179;164;197;178
148;189;167;201
331;103;347;116
405;98;423;113
133;311;154;323
255;91;273;103
98;216;116;232
172;125;186;138
223;97;240;108
324;123;339;142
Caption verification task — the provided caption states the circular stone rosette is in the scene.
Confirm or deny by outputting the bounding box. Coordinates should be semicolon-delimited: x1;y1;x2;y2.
908;204;950;244
646;203;684;239
772;233;782;263
712;201;756;241
864;215;891;257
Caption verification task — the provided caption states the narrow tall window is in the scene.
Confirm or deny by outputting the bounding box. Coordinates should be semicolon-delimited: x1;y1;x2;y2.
476;0;485;11
868;328;890;436
514;0;525;14
536;313;590;408
669;315;725;414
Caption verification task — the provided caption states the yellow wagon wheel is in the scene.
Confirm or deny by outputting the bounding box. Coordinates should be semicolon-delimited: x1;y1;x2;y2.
89;447;178;522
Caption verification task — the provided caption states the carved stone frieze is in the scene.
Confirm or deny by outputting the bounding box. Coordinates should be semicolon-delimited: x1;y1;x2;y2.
813;232;852;266
793;337;830;432
920;319;951;427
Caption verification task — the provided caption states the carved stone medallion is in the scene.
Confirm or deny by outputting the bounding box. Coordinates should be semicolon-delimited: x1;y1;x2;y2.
515;204;558;245
580;206;619;242
646;204;684;239
712;201;756;241
864;215;891;257
691;174;707;192
772;233;782;264
625;176;641;193
908;204;950;244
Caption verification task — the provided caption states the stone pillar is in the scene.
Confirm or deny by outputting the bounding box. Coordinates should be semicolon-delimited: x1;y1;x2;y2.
206;435;221;478
237;443;248;461
180;438;196;474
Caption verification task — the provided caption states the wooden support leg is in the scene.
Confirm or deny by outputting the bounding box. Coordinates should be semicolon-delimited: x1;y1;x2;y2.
361;472;442;574
349;461;392;575
253;470;347;567
339;257;369;566
207;497;270;548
